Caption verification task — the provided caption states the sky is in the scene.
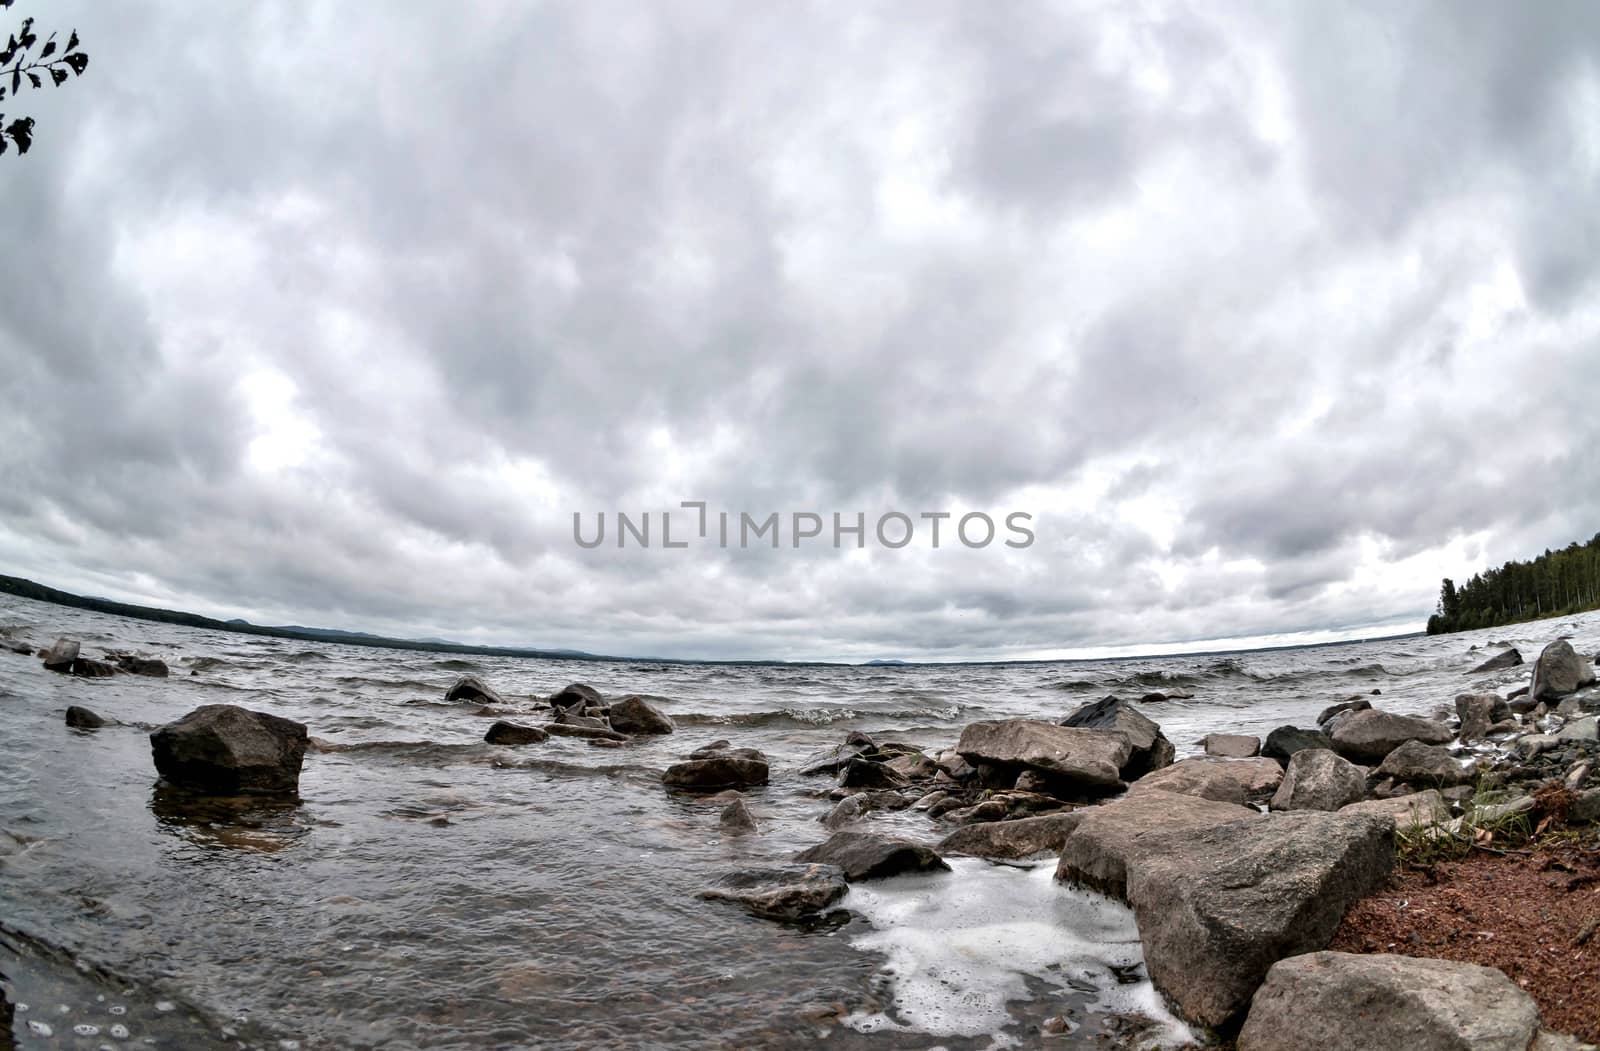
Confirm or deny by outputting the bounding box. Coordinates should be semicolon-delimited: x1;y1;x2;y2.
2;1;1599;662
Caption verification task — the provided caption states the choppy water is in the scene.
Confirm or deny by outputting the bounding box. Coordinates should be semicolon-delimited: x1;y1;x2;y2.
2;592;1595;1050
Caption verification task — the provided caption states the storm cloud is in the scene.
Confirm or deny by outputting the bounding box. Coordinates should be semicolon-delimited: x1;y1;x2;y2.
2;1;1597;660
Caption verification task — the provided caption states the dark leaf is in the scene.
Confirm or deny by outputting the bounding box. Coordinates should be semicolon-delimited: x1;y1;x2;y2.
25;71;37;89
6;115;33;155
64;52;87;75
0;86;6;100
66;30;78;54
9;70;17;95
0;136;7;157
39;39;55;59
17;18;34;49
49;66;65;86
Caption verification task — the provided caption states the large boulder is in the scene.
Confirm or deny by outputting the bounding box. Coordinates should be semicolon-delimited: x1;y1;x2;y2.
955;719;1130;791
1329;709;1453;763
1531;640;1596;701
1262;726;1333;766
936;811;1084;860
1058;697;1175;778
445;674;505;706
150;704;308;794
1236;952;1541;1051
792;830;948;882
662;745;769;790
484;721;550;745
1471;647;1524;673
1054;791;1259;899
1456;693;1511;741
1374;739;1474;787
1341;790;1447;831
548;682;603;712
41;638;79;672
698;864;847;921
1129;757;1283;805
607;695;675;735
1269;748;1367;812
1126;811;1395;1029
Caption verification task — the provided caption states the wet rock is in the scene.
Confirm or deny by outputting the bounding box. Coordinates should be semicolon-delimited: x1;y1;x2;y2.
1059;697;1175;779
1270;748;1367;812
543;723;627;742
1055;791;1260;899
1262;725;1332;766
1559;716;1599;743
114;655;169;677
1236;952;1540;1051
445;674;504;706
698;864;847;921
663;746;770;791
553;710;610;730
937;811;1084;860
884;752;938;780
1203;733;1261;758
720;796;758;834
837;757;910;790
484;721;550;745
798;739;872;777
1532;640;1596;701
548;682;603;712
1456;693;1511;741
69;657;116;678
606;695;675;735
1127;811;1395;1029
41;638;79;672
941;799;1009;824
1130;757;1283;805
1341;790;1447;831
1471;647;1524;673
1316;698;1371;726
1139;689;1193;702
65;705;112;729
150;704;308;795
955;719;1130;791
821;790;910;830
793;830;948;881
1329;709;1453;763
1374;739;1474;787
932;749;976;780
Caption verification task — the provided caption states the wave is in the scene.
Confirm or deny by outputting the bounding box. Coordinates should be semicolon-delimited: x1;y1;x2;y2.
287;650;332;663
434;658;482;671
334;675;448;692
673;705;967;728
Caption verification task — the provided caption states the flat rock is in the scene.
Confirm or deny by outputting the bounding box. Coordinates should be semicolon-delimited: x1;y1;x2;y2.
793;830;948;882
150;704;308;795
1262;725;1332;766
1270;748;1368;812
41;638;79;671
698;864;847;921
956;719;1130;790
1532;640;1596;701
1127;811;1395;1028
1203;733;1261;758
938;811;1085;860
543;723;627;741
606;695;675;735
1237;952;1541;1051
1054;791;1260;899
1340;790;1446;831
65;705;112;729
663;751;770;790
484;721;549;745
1329;709;1453;763
1129;757;1283;805
445;674;504;706
1375;739;1474;787
1058;697;1175;778
1471;647;1524;673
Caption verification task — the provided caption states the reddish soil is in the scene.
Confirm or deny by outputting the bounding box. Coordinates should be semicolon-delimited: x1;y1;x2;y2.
1331;837;1600;1042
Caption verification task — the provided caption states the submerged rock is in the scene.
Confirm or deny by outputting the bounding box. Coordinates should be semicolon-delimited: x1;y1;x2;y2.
822;790;911;830
1126;811;1395;1029
1532;640;1596;701
1270;748;1368;812
1262;725;1332;766
41;638;79;672
445;674;505;706
484;721;550;745
65;705;112;729
1237;952;1541;1051
1055;790;1260;899
792;830;948;881
1471;647;1524;674
698;864;847;921
937;811;1084;860
1329;709;1453;763
1374;739;1474;787
114;655;169;677
837;757;909;790
955;719;1130;791
70;657;116;678
663;745;769;790
607;695;674;735
543;723;626;741
719;796;759;834
150;704;308;795
1058;697;1175;779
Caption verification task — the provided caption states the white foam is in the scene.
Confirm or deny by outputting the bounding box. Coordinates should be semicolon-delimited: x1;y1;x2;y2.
840;859;1195;1048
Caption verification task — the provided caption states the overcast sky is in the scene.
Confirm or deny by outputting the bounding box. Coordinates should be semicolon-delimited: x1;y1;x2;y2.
2;1;1598;661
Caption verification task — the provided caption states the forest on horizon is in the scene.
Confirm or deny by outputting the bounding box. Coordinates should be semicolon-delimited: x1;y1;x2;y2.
1427;532;1600;634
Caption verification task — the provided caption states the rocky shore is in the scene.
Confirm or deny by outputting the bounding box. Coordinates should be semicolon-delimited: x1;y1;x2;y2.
14;626;1600;1048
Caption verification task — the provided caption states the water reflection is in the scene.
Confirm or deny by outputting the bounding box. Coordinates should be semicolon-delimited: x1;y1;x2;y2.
149;783;308;853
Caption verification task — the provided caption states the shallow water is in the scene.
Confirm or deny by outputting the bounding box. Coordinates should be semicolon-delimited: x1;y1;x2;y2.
1;593;1595;1049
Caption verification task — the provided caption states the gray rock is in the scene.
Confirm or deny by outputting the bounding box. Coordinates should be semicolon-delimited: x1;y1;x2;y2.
936;811;1085;860
445;674;504;706
542;723;626;741
1058;697;1175;778
1130;757;1284;805
1262;725;1333;766
720;796;758;834
697;864;847;921
1532;640;1596;701
1054;791;1260;899
955;719;1130;790
837;757;910;790
69;657;116;678
1572;788;1600;824
484;721;550;745
114;655;169;677
1127;811;1395;1028
607;695;675;735
821;790;910;830
1203;733;1261;758
1316;698;1371;726
793;830;948;881
548;682;603;712
1270;748;1368;811
798;739;871;776
150;704;308;795
1471;647;1524;673
65;705;112;729
1329;709;1453;763
663;748;769;790
553;710;610;730
1456;693;1510;741
1375;739;1475;787
1559;716;1598;743
1531;1031;1598;1051
41;638;79;671
1341;790;1447;831
1236;952;1541;1051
